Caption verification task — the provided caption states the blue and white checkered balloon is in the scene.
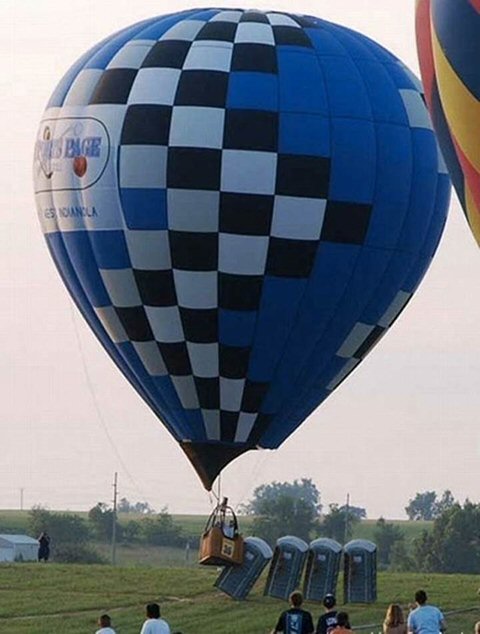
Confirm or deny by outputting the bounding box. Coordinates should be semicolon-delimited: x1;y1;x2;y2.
33;8;451;489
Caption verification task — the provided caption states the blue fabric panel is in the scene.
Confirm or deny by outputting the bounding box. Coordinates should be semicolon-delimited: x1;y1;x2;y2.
277;50;328;115
261;242;360;415
355;60;409;126
84;19;157;70
361;250;413;324
396;129;438;253
219;309;258;347
319;55;372;119
366;124;413;250
152;376;184;412
248;276;308;383
328;118;376;204
182;410;208;442
279;112;330;157
419;175;451;260
277;246;392;426
188;9;222;21
432;0;480;100
354;33;398;64
45;233;168;432
306;27;349;57
386;61;420;91
323;24;377;61
131;10;202;39
89;230;132;269
61;231;110;307
227;72;278;111
121;188;168;230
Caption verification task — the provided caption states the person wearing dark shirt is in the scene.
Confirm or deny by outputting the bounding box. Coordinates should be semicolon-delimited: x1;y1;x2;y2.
316;593;338;634
272;591;315;634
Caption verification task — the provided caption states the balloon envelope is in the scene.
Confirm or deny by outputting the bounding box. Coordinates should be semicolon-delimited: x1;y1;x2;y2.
34;8;450;489
416;0;480;245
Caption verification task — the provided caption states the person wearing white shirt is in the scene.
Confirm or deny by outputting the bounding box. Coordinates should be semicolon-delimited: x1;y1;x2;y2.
95;613;116;634
140;603;171;634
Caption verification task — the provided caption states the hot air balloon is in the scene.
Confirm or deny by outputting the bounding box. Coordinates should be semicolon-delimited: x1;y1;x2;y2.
416;0;480;245
34;8;450;491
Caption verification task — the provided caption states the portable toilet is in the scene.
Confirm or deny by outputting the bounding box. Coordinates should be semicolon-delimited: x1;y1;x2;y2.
343;539;377;603
215;536;273;600
303;538;342;601
264;536;309;600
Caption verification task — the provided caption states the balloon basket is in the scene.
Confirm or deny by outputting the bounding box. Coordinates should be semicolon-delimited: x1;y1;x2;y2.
199;498;244;566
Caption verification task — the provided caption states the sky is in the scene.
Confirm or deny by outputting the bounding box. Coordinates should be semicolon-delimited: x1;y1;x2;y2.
1;0;479;520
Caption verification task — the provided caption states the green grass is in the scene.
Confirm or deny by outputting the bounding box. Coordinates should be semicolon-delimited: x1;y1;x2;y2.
0;565;478;634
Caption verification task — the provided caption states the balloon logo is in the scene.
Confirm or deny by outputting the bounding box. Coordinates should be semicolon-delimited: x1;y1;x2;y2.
73;156;88;178
416;0;480;245
34;8;450;489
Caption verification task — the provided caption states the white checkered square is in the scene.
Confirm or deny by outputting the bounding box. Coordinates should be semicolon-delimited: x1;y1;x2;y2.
169;106;225;149
219;234;269;275
119;146;168;188
271;196;327;240
221;150;277;195
183;41;234;72
128;68;181;105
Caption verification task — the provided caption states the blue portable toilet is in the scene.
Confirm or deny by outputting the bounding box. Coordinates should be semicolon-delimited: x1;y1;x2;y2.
215;536;273;600
264;536;309;600
343;539;377;603
304;538;342;601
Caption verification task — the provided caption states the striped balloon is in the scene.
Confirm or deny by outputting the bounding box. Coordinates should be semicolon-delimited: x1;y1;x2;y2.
416;0;480;245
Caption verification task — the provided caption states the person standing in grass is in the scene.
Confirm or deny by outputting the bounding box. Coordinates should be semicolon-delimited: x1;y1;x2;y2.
383;604;407;634
140;603;171;634
271;590;315;634
316;593;338;634
474;621;480;634
407;590;446;634
96;614;116;634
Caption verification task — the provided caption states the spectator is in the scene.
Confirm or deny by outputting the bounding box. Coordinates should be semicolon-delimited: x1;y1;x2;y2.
407;590;446;634
383;604;407;634
316;593;338;634
332;612;351;632
96;614;116;634
37;532;50;562
140;603;171;634
474;622;480;634
272;591;315;634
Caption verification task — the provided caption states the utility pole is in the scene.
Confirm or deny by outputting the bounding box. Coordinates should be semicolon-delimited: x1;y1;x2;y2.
344;492;350;545
111;472;118;566
20;488;24;512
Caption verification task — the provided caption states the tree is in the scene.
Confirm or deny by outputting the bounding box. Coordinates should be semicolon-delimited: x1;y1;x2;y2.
405;490;457;521
28;506;89;546
320;503;359;544
338;505;367;520
141;507;184;546
118;498;155;515
413;501;480;573
245;479;321;545
373;517;405;566
405;491;438;520
88;503;122;542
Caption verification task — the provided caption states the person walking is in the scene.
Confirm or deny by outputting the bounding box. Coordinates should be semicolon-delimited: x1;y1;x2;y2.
140;603;171;634
95;613;116;634
407;590;446;634
316;593;338;634
272;591;315;634
383;604;407;634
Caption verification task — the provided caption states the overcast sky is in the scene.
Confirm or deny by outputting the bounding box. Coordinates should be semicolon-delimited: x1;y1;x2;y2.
1;0;479;519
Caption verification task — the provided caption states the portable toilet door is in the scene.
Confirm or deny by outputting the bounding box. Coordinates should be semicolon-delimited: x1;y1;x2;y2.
215;537;273;600
343;539;377;603
264;536;309;600
303;538;342;601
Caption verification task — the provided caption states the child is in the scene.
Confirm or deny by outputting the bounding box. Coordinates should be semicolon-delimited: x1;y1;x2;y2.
96;613;116;634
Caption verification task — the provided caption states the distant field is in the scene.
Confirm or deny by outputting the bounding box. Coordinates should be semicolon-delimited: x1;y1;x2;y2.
0;565;478;634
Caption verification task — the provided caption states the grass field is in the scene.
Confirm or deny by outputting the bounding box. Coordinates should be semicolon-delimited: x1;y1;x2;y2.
0;564;478;634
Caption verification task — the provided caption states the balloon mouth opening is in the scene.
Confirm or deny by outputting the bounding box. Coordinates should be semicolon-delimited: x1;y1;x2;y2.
180;441;256;490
